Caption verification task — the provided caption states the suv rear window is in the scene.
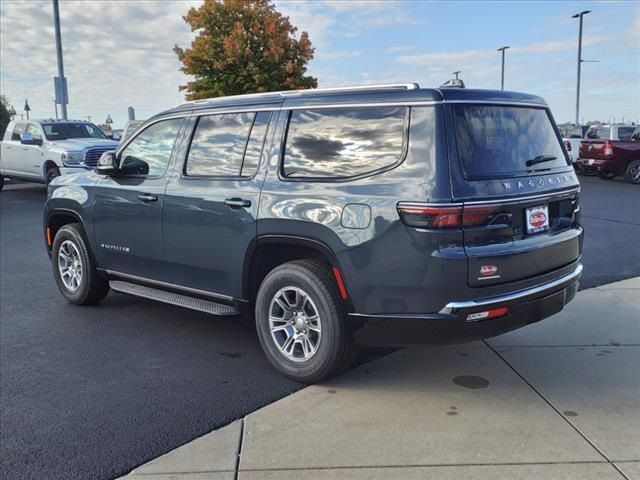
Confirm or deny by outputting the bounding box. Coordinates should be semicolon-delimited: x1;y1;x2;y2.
282;107;406;179
586;127;610;139
618;127;635;141
453;105;568;179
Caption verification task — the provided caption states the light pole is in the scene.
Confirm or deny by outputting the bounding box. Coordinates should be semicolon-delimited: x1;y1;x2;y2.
497;46;510;90
572;10;591;125
53;0;68;119
24;100;31;120
452;71;461;80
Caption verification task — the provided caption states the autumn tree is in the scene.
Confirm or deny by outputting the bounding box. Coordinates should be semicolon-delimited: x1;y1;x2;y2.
174;0;318;100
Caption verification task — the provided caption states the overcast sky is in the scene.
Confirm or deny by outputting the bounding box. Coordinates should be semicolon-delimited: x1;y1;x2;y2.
1;0;638;128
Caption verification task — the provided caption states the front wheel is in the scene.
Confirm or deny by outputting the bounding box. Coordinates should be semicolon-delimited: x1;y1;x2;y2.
46;166;60;185
51;223;110;305
255;260;355;383
625;160;640;184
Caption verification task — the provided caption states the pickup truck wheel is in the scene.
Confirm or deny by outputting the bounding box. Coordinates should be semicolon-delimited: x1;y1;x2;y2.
598;170;616;180
46;166;60;185
625;160;640;184
255;260;355;384
51;223;110;305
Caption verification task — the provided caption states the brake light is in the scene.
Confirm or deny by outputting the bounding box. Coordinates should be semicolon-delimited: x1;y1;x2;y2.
564;140;571;151
397;203;505;229
603;141;614;156
397;204;462;228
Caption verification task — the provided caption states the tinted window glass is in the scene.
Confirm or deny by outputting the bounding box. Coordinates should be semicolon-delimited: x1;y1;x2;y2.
618;127;635;141
11;123;26;141
586;127;610;139
283;107;406;179
41;123;106;140
186;113;254;177
119;118;183;176
453;105;568;178
27;124;43;141
568;128;584;139
241;111;271;177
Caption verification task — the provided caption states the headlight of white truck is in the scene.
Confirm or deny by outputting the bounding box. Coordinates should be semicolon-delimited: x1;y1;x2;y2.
61;151;84;166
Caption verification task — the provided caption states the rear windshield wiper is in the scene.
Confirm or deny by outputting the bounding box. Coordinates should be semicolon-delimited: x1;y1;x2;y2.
525;155;557;167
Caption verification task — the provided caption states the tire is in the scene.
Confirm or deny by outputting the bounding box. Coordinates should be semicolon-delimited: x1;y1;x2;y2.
46;166;60;185
255;260;355;383
51;223;110;305
598;170;616;180
625;160;640;184
0;175;4;191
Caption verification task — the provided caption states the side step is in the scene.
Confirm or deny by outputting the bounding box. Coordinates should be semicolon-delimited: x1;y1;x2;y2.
110;281;239;316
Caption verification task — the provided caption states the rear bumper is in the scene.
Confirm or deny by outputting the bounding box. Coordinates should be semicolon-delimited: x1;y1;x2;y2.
351;263;582;346
576;157;622;174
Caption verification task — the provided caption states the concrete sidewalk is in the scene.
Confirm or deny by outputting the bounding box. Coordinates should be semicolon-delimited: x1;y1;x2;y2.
121;277;640;480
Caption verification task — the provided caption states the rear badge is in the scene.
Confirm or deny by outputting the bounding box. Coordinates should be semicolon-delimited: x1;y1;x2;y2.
478;265;500;280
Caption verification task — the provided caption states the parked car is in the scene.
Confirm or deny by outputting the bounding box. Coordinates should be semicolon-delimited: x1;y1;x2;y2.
121;120;146;141
577;126;640;183
575;124;637;176
0;119;118;190
44;84;583;383
561;125;589;164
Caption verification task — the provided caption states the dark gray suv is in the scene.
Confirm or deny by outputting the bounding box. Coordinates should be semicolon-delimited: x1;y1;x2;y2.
44;83;583;383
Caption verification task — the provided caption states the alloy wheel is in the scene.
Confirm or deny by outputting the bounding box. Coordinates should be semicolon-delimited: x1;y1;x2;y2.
268;286;322;362
57;240;83;291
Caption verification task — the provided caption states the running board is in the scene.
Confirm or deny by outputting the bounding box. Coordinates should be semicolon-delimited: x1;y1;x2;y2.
109;281;239;316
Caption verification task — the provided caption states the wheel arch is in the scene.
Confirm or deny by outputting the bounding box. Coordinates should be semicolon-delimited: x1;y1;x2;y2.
45;209;89;254
43;160;60;177
243;235;353;312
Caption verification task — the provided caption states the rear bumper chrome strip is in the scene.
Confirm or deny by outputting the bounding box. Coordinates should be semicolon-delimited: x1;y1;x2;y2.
439;263;583;314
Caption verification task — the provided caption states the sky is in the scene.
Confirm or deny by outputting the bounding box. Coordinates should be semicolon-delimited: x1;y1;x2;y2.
1;0;638;128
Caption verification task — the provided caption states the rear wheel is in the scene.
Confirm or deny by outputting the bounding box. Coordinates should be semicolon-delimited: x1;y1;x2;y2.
598;170;616;180
625;160;640;184
51;223;110;305
255;260;355;383
46;166;60;185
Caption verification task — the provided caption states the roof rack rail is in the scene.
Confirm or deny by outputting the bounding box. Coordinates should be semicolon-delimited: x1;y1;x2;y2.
176;83;419;108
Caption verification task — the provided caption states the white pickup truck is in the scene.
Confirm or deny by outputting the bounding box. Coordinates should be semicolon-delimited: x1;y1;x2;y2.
0;119;118;190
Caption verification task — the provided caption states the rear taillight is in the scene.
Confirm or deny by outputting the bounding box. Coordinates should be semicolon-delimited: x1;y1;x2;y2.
564;140;571;151
397;203;508;229
397;204;462;229
604;141;614;156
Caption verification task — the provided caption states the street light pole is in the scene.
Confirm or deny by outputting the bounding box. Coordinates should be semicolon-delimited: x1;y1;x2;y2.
572;10;591;125
497;46;510;90
452;71;461;80
53;0;68;119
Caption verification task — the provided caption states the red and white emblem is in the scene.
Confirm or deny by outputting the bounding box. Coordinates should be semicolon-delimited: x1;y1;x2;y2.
529;210;547;228
480;265;498;276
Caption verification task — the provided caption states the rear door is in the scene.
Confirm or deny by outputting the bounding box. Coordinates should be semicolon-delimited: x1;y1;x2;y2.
163;108;276;298
2;123;28;176
447;103;582;287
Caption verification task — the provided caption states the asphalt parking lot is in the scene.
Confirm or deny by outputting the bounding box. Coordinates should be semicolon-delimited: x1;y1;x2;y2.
1;175;639;480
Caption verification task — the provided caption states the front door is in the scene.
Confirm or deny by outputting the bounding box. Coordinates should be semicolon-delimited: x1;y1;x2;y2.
24;123;45;177
93;117;185;281
163;110;275;298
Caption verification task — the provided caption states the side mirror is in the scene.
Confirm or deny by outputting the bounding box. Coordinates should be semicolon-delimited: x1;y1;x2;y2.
20;132;43;146
96;151;117;175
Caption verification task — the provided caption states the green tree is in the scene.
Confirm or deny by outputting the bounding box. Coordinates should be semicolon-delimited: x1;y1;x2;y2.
0;96;12;139
174;0;317;100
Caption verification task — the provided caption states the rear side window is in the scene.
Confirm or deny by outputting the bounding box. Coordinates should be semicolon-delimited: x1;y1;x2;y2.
618;127;635;141
11;123;26;141
186;112;271;177
453;105;568;179
282;107;406;179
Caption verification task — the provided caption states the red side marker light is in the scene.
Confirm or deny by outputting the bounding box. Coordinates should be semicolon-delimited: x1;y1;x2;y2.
332;267;348;300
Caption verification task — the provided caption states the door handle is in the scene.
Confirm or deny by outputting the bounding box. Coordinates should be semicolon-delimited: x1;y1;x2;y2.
224;198;251;208
137;194;158;203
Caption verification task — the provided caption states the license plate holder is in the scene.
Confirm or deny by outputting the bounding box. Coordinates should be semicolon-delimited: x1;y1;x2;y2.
526;205;550;234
